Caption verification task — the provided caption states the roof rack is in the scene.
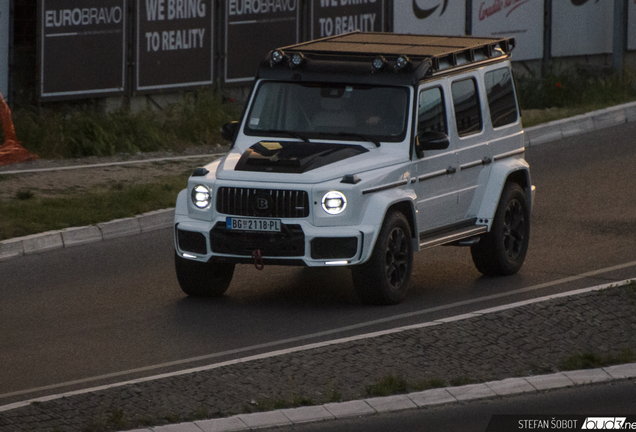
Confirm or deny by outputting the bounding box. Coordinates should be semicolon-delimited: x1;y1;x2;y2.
260;32;515;84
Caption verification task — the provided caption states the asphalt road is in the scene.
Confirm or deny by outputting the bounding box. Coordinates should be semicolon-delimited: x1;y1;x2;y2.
1;122;636;405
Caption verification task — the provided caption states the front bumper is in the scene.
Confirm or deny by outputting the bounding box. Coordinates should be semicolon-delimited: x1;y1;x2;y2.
174;216;375;267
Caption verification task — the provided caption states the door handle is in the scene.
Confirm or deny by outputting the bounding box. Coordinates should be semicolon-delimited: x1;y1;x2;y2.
446;167;456;174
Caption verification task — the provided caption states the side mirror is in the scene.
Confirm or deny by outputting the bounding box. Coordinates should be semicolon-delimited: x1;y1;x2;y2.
415;130;450;158
220;121;239;142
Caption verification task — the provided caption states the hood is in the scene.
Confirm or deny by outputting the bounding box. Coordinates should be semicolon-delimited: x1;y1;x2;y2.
235;141;368;173
215;141;408;184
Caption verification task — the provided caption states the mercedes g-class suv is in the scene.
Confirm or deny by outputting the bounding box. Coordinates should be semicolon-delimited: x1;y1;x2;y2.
174;32;535;305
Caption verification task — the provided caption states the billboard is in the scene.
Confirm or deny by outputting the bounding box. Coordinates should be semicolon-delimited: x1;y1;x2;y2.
551;0;613;57
393;0;465;36
471;0;544;61
1;0;8;100
310;0;384;40
225;0;300;83
39;0;127;100
136;0;213;91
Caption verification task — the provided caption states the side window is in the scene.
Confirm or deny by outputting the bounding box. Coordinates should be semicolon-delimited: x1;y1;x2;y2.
451;78;482;137
485;67;519;128
418;87;447;134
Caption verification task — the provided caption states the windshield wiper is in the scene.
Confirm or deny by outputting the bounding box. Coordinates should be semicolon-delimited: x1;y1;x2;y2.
258;129;309;142
333;132;381;148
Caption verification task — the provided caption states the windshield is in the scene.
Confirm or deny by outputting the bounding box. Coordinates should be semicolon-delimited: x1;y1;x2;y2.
245;81;410;143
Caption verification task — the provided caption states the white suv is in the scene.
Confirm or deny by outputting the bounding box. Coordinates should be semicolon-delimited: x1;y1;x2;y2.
173;32;535;305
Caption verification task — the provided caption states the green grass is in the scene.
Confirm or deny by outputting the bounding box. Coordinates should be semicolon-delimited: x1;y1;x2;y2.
517;66;636;127
559;349;636;371
12;89;240;159
0;173;189;241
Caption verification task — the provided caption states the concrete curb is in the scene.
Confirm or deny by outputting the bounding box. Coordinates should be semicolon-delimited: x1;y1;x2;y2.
124;363;636;432
0;208;174;261
2;101;636;262
523;101;636;147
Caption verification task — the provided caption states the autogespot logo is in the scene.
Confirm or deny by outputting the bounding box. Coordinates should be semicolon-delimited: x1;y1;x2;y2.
412;0;449;19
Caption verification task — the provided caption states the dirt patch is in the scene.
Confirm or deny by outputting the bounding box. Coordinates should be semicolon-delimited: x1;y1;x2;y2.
0;144;230;201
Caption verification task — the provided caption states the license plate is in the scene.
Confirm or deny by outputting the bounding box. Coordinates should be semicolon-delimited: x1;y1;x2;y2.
226;217;281;232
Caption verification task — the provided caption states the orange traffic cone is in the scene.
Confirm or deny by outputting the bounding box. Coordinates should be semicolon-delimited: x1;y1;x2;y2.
0;93;38;167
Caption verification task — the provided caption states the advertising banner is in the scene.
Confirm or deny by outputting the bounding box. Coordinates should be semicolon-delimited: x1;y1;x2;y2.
0;0;8;100
551;0;613;57
310;0;384;40
225;0;299;83
393;0;465;36
39;0;126;100
471;0;544;61
136;0;213;92
629;0;636;51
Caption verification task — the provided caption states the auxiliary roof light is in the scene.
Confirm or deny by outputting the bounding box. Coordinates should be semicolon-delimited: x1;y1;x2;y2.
271;50;285;64
290;52;305;68
395;55;411;70
372;55;387;71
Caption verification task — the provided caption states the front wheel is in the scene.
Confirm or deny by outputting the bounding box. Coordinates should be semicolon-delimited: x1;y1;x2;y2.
471;182;530;276
351;211;413;305
174;253;235;297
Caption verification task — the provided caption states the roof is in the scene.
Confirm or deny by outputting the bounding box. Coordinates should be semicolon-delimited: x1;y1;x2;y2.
256;32;516;86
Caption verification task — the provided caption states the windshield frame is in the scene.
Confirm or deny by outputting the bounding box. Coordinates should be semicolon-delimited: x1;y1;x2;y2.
243;80;411;145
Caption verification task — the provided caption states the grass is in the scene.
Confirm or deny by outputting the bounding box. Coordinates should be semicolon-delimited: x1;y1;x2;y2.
0;173;189;241
517;66;636;127
11;89;240;159
559;349;636;371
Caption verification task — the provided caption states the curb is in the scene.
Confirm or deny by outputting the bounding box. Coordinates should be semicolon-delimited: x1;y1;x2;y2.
523;101;636;146
125;363;636;432
2;101;636;262
0;209;174;261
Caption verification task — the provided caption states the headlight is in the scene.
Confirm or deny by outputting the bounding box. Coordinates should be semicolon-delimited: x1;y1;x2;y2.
192;184;211;209
321;191;347;215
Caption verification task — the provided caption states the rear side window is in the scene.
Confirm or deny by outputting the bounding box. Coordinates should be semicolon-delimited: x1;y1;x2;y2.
485;67;519;128
418;87;447;134
451;78;482;137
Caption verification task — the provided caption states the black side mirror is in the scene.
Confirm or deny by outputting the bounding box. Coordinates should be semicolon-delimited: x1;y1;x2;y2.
415;131;450;158
220;121;239;142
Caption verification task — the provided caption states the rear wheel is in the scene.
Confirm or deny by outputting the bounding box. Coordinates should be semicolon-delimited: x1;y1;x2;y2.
351;211;413;305
174;252;235;297
471;182;530;276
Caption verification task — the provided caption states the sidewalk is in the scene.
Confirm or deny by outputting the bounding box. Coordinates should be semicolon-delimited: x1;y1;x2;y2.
1;280;634;432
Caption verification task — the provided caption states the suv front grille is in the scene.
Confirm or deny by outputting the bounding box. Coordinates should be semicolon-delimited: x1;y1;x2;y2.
216;187;310;218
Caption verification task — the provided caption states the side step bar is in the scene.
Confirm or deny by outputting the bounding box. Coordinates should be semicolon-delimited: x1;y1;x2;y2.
419;225;488;250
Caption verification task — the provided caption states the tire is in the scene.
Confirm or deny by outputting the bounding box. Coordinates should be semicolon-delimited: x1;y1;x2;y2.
471;182;530;276
351;211;413;305
174;252;235;297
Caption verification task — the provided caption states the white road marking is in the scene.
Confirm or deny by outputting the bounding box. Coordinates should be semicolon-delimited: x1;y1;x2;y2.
0;264;634;411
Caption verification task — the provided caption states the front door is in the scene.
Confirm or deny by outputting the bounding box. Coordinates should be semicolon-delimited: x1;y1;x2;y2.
413;83;459;235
